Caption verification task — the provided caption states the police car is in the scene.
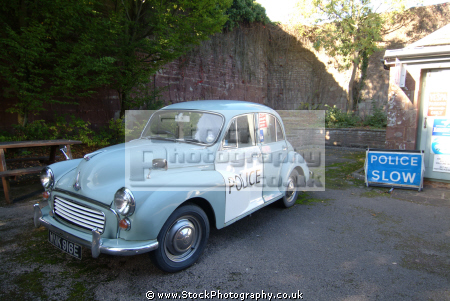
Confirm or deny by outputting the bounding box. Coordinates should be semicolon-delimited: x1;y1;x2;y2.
34;100;311;272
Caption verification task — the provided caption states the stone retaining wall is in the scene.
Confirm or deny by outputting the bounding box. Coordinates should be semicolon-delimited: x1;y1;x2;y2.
325;128;386;149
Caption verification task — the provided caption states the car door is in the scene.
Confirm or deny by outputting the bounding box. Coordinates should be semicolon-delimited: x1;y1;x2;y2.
215;113;264;223
257;113;288;202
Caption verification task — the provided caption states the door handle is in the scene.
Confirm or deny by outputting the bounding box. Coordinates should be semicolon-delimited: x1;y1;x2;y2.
282;146;287;151
424;117;427;129
252;153;261;158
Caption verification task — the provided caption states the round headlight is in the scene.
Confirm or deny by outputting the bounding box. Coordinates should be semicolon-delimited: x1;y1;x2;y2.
40;167;54;190
114;188;135;216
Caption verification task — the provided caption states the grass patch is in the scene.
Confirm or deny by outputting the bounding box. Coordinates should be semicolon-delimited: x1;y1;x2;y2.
13;268;46;299
296;192;330;205
0;223;121;300
395;235;450;280
12;227;68;265
68;281;89;301
360;189;389;198
325;152;366;189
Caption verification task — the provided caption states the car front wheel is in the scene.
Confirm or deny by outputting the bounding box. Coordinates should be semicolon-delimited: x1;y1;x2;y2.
281;169;301;208
150;204;210;272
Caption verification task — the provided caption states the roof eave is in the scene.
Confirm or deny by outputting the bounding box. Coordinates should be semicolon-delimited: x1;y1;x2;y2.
384;45;450;66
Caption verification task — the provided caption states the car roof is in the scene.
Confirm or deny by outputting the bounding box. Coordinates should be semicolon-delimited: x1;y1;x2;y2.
161;100;278;116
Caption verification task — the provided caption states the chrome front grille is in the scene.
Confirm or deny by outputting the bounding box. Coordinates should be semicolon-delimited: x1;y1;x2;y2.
54;197;105;233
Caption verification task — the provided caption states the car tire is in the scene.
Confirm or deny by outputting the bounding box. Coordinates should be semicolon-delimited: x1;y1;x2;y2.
150;204;210;272
281;169;300;208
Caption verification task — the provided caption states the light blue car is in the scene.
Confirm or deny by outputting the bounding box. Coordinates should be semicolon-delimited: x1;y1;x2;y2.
34;100;311;272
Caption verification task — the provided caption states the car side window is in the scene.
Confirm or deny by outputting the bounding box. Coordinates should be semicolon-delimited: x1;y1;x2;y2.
222;114;255;148
259;113;277;144
276;119;285;141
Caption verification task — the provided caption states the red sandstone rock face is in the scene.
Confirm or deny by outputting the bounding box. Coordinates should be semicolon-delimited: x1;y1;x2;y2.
0;4;448;132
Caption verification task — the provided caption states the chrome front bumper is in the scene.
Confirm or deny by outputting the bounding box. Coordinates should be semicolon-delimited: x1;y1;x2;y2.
33;204;159;257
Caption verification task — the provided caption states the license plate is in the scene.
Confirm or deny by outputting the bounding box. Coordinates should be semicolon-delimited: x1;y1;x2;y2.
48;230;82;259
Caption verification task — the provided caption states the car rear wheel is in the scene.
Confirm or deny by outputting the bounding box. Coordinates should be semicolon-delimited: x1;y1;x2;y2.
281;169;300;208
150;204;209;272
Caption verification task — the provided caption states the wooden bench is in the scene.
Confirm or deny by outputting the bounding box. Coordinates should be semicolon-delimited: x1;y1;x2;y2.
0;166;44;177
0;140;82;204
2;157;61;182
5;156;60;163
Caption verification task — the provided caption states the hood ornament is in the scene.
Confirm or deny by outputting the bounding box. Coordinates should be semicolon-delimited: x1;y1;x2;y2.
73;171;81;191
84;150;105;161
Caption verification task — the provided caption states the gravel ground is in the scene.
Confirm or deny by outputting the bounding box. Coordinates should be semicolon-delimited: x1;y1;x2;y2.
0;147;449;301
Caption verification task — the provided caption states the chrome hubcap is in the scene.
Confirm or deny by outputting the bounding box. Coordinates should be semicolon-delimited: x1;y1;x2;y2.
164;216;201;262
286;176;296;202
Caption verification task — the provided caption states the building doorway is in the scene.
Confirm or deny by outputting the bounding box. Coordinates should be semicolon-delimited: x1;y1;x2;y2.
417;69;450;181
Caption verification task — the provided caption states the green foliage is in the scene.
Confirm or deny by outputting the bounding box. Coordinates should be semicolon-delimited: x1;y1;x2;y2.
125;119;148;142
0;0;116;125
296;0;406;111
104;118;126;146
0;0;233;124
130;83;167;111
325;105;360;128
306;0;385;69
224;0;271;30
0;115;131;148
363;103;387;128
8;115;100;146
12;120;55;141
0;131;21;142
106;0;232;117
324;104;386;128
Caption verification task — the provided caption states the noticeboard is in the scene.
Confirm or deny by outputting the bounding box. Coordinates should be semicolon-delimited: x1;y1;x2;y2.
365;149;425;191
431;118;450;155
427;92;447;117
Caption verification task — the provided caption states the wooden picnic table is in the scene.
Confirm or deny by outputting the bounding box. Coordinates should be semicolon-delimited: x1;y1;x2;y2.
0;139;82;204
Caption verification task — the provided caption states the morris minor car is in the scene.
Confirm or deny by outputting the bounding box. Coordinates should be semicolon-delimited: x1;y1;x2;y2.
34;100;312;272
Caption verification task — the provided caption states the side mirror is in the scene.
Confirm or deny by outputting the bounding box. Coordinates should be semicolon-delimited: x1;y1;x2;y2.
60;146;70;160
152;159;168;170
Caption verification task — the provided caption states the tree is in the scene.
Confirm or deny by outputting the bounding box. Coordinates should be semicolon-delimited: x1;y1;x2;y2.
104;0;232;117
1;0;260;125
224;0;271;31
295;0;406;112
0;0;116;126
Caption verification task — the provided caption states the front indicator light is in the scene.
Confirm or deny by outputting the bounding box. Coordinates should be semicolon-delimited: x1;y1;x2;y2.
119;218;131;231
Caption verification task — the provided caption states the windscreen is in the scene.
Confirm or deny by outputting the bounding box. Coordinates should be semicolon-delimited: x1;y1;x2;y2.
141;110;224;145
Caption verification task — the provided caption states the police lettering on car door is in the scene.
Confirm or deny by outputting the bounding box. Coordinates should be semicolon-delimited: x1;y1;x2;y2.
215;113;265;223
227;169;262;194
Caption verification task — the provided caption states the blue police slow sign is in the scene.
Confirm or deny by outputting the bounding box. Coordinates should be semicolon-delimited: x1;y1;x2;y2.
365;149;425;191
